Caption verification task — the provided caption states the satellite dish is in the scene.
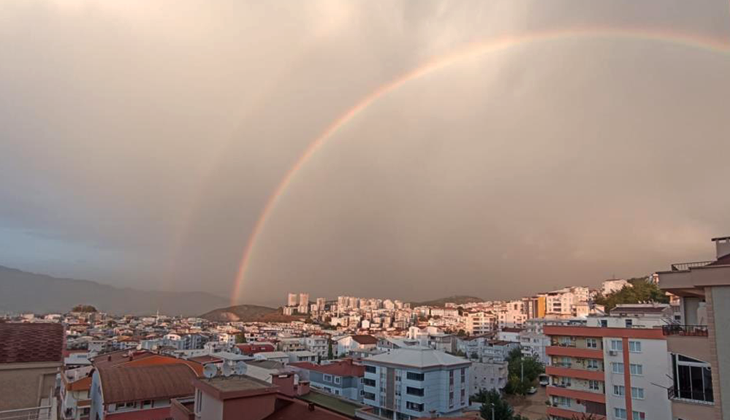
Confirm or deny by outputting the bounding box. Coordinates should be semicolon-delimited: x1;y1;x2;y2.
204;364;217;379
235;361;247;376
222;362;233;377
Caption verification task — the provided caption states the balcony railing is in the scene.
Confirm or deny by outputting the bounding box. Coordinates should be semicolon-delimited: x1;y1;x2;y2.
0;407;53;420
662;324;709;337
668;386;714;405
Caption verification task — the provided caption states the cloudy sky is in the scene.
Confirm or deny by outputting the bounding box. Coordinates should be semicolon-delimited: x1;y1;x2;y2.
1;0;729;306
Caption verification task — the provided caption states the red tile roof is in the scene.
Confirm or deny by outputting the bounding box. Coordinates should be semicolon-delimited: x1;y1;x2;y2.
0;323;64;364
263;397;351;420
351;335;377;345
99;363;197;404
290;360;365;377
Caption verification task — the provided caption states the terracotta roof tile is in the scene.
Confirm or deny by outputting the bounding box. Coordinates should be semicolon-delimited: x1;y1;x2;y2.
99;364;197;404
351;335;377;345
0;323;64;364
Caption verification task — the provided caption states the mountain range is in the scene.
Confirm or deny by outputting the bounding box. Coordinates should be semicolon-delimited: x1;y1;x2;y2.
0;265;229;316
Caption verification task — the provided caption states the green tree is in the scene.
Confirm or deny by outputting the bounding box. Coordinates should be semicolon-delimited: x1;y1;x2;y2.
476;389;526;420
457;329;467;337
327;339;334;360
594;277;669;310
235;333;247;344
72;304;97;313
505;348;544;395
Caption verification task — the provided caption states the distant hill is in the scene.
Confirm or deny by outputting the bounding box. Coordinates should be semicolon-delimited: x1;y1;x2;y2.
0;265;228;316
200;305;303;323
411;295;483;307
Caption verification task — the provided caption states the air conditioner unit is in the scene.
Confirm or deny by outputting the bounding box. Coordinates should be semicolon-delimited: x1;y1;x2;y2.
608;350;618;356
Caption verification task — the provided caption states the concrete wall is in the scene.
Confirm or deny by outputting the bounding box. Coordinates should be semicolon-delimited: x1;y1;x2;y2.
710;286;730;420
0;362;60;410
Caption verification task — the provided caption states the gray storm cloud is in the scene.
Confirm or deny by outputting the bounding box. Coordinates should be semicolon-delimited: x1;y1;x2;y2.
0;0;729;306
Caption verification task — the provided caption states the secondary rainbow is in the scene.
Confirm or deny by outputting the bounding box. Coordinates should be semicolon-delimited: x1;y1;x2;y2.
230;26;730;304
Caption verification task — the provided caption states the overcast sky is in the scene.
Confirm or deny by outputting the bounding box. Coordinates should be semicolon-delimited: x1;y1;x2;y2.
1;0;729;307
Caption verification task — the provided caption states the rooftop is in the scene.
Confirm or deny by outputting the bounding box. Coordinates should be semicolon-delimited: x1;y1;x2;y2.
298;389;366;418
0;323;64;364
351;335;378;345
198;373;277;393
99;363;197;404
364;347;470;368
290;359;365;377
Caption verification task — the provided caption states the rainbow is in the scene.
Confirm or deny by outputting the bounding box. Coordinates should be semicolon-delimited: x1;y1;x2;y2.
230;27;730;304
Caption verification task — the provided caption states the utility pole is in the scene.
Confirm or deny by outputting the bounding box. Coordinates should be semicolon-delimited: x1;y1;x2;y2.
490;403;495;420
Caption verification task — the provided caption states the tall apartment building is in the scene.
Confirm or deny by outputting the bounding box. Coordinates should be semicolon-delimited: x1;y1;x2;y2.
362;347;471;419
498;300;528;328
465;312;495;335
544;306;672;420
657;235;730;420
287;293;298;307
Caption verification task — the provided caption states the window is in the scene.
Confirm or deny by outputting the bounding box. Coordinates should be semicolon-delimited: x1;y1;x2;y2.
630;364;643;376
625;319;633;328
610;340;622;351
142;400;152;408
365;365;376;374
449;391;454;407
449;370;454;385
334;389;340;395
363;391;376;400
600;320;608;328
612;362;624;374
586;338;598;349
407;372;425;381
461;388;465;402
631;387;644;399
461;367;466;383
629;341;642;353
614;408;627;419
406;387;425;397
588;380;600;391
323;374;333;382
672;354;714;403
586;359;599;369
613;385;625;396
334;376;341;385
632;410;646;420
363;378;376;387
406;401;424;412
552;396;571;407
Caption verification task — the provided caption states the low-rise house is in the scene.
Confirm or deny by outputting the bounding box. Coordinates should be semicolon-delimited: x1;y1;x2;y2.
336;335;378;357
286;350;317;363
234;342;275;356
254;351;290;365
289;359;365;401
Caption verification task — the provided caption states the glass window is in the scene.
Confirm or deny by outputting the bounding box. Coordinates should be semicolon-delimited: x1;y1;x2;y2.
334;376;341;384
586;338;598;348
323;374;333;382
407;372;425;381
406;401;424;412
613;385;625;396
600;320;608;328
672;353;714;403
363;391;376;400
587;359;599;369
610;340;622;351
632;411;646;420
631;387;644;399
629;341;642;353
588;380;600;391
630;364;643;376
406;387;424;396
612;362;624;374
614;408;627;419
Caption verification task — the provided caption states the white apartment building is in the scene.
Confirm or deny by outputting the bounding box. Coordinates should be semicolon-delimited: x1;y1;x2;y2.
287;293;298;307
362;347;471;419
602;279;631;296
464;312;495;335
497;300;527;328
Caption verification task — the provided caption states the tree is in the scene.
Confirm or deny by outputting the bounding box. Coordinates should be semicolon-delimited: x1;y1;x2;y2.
235;333;247;344
476;389;524;420
72;305;97;313
504;348;544;395
327;339;334;360
457;329;467;337
594;277;669;310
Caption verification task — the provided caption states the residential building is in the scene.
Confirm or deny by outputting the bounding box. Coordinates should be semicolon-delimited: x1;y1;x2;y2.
336;335;378;357
60;367;93;420
464;312;495;335
362;347;471;419
286;350;317;364
602;279;631;296
303;336;329;360
290;359;365;401
544;308;672;420
0;323;64;414
657;235;730;420
287;293;298;307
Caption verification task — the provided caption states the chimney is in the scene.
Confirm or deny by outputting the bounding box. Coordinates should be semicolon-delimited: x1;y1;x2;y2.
271;373;296;397
712;236;730;260
297;380;310;396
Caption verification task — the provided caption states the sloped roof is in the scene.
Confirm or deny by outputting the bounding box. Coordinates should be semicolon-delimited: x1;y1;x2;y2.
290;360;365;377
0;323;64;364
99;363;196;404
351;335;378;345
364;348;470;368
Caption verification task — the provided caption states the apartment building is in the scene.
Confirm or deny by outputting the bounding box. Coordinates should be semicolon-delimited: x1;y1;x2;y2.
464;311;495;335
361;347;471;419
290;359;364;401
657;235;730;420
544;306;672;420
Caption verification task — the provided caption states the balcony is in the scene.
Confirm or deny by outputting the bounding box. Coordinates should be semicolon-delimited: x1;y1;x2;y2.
663;325;709;337
667;386;716;420
548;385;606;404
0;406;54;420
664;326;711;363
547;346;603;360
546;366;604;381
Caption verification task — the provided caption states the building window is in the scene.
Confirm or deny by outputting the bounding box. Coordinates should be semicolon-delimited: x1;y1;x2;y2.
600;320;608;328
142;400;152;408
630;364;643;376
586;338;598;349
614;408;627;419
610;340;622;351
334;376;341;385
612;362;624;374
406;387;425;397
588;380;600;391
613;385;625;396
586;359;599;369
632;411;646;420
461;368;466;383
631;387;644;399
625;319;633;328
628;340;642;353
672;354;714;403
323;374;333;382
552;396;571;407
364;378;376;387
407;372;425;381
363;391;376;400
449;391;454;407
365;365;376;374
406;401;424;412
449;370;454;385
